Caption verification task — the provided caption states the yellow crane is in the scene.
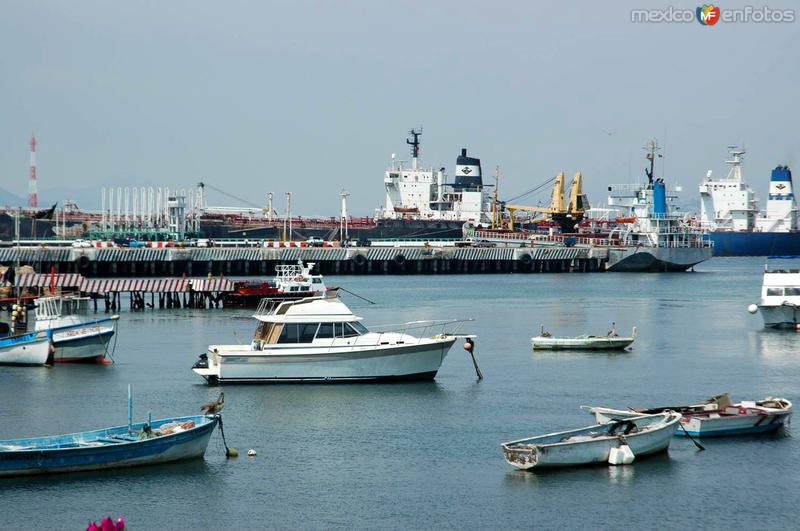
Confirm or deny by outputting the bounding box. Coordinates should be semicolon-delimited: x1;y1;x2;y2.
504;171;588;231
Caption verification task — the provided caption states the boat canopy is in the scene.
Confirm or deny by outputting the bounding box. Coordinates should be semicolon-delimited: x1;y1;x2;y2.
253;296;364;324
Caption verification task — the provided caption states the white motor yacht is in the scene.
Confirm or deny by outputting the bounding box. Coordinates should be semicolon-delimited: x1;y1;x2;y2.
192;293;469;384
748;265;800;328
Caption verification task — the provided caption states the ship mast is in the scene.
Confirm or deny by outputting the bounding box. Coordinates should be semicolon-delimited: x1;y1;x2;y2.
643;139;662;186
407;128;421;170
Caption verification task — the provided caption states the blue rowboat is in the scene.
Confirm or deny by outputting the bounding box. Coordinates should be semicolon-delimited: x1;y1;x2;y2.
0;415;218;477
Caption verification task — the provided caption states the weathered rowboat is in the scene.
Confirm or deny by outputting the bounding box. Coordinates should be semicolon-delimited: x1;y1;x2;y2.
531;325;636;351
501;411;681;470
0;415;218;477
0;329;52;365
584;393;792;438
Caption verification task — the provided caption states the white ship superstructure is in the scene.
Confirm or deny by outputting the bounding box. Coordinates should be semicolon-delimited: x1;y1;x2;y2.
699;147;797;232
749;265;800;328
379;130;491;223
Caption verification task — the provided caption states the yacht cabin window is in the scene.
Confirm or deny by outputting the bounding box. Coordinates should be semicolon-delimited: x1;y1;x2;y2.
767;288;784;296
275;321;367;343
785;287;800;296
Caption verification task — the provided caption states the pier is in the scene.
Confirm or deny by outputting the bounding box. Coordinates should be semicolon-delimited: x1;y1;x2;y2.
0;244;605;277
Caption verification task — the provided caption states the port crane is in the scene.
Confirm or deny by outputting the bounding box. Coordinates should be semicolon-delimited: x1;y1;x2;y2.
499;171;589;232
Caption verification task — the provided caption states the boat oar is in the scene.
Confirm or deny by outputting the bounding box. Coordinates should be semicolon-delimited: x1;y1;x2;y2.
463;337;483;380
336;287;376;305
678;420;705;451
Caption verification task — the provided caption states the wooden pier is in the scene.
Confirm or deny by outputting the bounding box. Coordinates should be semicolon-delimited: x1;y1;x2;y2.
0;245;605;277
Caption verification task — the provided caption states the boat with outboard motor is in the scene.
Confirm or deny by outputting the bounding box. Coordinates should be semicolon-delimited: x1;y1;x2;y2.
501;411;682;470
34;296;118;363
192;291;472;384
531;323;636;350
583;393;792;437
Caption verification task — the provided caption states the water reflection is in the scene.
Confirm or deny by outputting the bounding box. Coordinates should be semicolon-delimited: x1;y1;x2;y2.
751;329;800;367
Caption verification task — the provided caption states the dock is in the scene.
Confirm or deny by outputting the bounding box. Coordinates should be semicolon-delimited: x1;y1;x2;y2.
0;245;604;277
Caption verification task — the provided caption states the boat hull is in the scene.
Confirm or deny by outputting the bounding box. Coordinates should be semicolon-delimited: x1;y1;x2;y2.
501;414;681;469
195;339;457;384
589;406;792;438
606;247;712;272
707;231;800;257
758;304;800;328
0;332;51;365
531;337;634;350
50;324;115;363
0;415;217;477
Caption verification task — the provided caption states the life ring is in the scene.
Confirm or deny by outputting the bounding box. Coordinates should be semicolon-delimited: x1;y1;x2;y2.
519;253;532;266
394;254;406;266
352;254;367;267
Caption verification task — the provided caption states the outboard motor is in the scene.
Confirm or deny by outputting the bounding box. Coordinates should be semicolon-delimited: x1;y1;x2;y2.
454;148;483;189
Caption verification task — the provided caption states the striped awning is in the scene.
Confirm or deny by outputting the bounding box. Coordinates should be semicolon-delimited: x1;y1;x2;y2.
15;273;84;288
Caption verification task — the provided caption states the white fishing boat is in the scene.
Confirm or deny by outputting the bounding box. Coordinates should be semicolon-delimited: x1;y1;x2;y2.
192;291;472;384
34;296;119;363
501;411;681;470
584;393;792;438
0;326;52;365
748;264;800;329
531;324;636;350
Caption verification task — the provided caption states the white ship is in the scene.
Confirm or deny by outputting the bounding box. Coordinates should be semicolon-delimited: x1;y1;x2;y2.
377;129;492;224
605;140;713;271
699;147;800;256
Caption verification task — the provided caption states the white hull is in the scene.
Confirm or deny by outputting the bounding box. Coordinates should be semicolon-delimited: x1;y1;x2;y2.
758;304;799;328
195;338;457;383
502;413;681;469
51;325;115;362
0;333;52;365
531;336;634;350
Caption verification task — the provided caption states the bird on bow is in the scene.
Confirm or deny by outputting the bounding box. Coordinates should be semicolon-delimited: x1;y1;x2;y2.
201;393;224;415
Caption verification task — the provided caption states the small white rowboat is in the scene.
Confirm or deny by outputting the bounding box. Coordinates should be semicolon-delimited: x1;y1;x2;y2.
501;411;681;470
531;325;636;351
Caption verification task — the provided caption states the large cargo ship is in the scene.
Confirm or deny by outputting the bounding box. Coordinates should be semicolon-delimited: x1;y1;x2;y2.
699;148;800;256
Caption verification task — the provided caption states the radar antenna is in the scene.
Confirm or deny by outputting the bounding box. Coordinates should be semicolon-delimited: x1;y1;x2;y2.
643;139;663;185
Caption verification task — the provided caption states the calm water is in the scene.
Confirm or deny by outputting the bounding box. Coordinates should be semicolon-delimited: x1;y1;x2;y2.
2;257;799;529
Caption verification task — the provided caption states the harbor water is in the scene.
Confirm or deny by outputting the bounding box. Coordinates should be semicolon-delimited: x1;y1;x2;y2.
1;257;799;529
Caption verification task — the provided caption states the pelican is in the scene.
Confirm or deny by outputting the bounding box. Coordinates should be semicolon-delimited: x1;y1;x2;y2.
201;393;224;415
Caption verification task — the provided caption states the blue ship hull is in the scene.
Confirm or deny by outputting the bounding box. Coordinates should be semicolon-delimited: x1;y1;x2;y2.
707;231;800;256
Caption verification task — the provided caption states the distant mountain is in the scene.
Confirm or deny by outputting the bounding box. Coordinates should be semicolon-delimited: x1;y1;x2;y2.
0;186;25;208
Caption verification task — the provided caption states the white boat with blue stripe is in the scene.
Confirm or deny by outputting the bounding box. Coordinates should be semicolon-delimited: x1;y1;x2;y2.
193;291;470;384
0;327;52;365
35;296;119;363
0;414;218;477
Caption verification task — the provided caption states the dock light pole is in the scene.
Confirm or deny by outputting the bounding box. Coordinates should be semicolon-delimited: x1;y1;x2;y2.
340;190;350;241
285;192;293;241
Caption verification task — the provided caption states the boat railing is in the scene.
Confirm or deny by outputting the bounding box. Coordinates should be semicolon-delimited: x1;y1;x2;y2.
369;318;473;344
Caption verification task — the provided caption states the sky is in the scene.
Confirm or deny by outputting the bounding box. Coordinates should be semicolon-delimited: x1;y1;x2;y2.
0;0;798;215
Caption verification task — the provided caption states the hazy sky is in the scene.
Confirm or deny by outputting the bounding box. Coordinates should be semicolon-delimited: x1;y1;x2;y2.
1;1;798;215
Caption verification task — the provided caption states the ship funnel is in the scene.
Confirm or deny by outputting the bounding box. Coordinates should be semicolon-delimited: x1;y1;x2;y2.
766;166;796;227
455;148;482;189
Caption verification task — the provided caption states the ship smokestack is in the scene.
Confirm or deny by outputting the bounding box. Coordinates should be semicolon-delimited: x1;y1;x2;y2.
455;148;482;189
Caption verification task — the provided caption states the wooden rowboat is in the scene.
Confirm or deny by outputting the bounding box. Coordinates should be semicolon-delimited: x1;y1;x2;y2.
0;415;218;477
583;393;792;438
531;325;636;351
501;411;681;470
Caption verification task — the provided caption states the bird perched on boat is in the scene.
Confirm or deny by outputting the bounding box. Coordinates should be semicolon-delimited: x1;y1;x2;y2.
201;393;224;415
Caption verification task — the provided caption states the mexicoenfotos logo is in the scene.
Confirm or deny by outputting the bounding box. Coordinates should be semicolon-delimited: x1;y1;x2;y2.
631;5;795;24
697;4;720;25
